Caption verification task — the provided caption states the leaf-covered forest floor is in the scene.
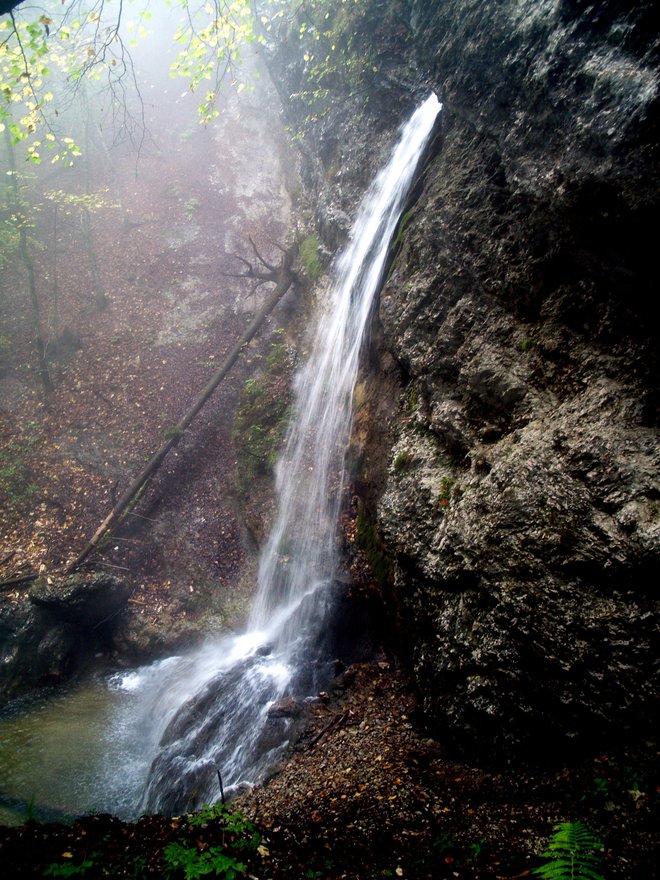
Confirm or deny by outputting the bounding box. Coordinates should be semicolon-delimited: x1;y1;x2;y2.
0;660;656;878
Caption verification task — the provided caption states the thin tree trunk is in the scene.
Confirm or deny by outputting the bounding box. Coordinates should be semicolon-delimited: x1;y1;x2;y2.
3;125;53;394
50;203;61;379
83;106;107;310
81;207;107;310
65;246;298;574
94;121;116;181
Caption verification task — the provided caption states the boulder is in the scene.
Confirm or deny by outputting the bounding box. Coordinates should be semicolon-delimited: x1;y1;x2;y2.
0;574;132;702
30;573;132;628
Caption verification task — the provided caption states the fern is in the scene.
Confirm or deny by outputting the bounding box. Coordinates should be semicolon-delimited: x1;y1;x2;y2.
534;821;604;880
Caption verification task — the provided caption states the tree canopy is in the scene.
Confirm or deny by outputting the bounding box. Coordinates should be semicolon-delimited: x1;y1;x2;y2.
0;0;370;163
0;0;263;162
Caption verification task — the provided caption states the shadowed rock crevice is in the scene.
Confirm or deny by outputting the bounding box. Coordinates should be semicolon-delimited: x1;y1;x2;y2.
0;575;131;701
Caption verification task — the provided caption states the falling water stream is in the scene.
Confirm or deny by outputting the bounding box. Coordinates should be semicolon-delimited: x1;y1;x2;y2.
0;94;440;822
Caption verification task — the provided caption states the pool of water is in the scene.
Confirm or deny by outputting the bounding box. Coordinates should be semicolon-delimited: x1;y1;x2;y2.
0;638;290;825
0;670;159;824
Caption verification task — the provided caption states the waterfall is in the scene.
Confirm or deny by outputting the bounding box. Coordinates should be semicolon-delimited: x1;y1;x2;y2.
251;92;441;641
112;94;441;815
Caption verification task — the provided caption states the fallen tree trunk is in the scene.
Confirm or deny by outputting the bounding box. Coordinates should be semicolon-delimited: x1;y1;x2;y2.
65;245;298;574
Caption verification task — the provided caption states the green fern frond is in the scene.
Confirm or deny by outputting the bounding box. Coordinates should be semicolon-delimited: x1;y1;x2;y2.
544;821;602;853
533;821;604;880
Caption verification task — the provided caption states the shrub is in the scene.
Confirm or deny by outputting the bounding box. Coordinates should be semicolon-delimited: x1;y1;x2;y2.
0;434;40;512
355;503;391;588
162;842;246;879
232;339;292;490
393;449;412;471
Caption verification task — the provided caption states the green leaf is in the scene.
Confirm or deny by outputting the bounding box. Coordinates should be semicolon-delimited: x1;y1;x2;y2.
533;822;604;880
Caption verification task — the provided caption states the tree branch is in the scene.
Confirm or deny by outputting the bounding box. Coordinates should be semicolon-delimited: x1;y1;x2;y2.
248;234;278;272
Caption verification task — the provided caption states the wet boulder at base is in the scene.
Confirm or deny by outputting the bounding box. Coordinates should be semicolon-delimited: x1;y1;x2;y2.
29;573;132;628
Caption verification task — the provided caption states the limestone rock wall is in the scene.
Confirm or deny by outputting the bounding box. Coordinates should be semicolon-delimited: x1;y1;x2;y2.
267;0;659;758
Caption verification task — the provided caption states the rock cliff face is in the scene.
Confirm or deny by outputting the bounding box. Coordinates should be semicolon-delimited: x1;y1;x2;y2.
268;0;659;758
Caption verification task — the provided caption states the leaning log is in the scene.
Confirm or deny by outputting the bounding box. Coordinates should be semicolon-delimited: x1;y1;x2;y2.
65;245;298;574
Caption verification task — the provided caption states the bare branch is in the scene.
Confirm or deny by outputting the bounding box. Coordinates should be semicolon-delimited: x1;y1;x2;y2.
220;245;285;283
266;236;289;255
220;267;277;282
250;278;270;295
232;253;256;272
248;235;278;272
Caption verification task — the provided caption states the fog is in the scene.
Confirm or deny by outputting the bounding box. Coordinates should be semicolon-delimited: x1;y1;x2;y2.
0;0;295;595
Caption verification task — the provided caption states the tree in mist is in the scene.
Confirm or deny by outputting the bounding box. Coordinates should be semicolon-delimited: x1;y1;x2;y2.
0;145;118;394
0;1;148;164
0;1;358;154
45;185;118;314
0;46;118;392
2;122;53;393
0;0;265;161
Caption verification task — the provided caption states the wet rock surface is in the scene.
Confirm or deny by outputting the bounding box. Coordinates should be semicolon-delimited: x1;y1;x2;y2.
29;573;132;628
0;575;131;701
271;0;660;758
378;0;659;758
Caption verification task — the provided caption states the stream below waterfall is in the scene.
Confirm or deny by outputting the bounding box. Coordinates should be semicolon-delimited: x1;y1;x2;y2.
0;94;441;824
